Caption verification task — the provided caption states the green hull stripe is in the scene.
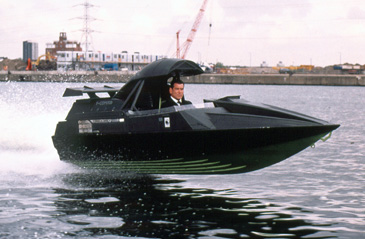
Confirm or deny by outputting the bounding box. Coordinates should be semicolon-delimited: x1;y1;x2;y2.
68;158;247;174
73;158;209;166
73;161;230;170
77;161;221;169
122;165;247;174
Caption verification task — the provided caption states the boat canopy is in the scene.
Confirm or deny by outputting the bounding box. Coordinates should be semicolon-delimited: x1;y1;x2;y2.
130;58;204;81
115;58;204;111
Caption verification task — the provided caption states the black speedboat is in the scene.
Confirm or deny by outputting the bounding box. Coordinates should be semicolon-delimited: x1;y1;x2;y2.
52;58;339;174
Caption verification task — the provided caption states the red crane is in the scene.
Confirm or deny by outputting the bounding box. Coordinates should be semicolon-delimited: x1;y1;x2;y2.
176;30;181;59
177;0;208;59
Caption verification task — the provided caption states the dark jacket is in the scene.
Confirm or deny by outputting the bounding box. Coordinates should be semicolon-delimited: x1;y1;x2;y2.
161;97;192;108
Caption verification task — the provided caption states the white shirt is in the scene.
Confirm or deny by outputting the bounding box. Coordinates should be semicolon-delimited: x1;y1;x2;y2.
170;96;181;106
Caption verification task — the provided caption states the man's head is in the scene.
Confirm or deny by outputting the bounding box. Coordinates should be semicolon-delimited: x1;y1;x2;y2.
169;78;185;101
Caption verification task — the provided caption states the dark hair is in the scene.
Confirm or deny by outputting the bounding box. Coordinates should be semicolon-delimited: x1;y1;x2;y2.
170;78;184;89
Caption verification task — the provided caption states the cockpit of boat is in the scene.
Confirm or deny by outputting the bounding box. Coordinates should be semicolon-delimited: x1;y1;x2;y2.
63;58;208;115
114;58;204;112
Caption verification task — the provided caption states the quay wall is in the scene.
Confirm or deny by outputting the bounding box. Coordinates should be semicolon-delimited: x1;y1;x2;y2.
1;71;365;86
187;74;365;86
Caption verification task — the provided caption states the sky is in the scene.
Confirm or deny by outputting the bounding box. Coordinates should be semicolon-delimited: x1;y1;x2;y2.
1;0;365;67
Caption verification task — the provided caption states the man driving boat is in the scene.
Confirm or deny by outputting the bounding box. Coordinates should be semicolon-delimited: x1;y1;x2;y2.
161;77;192;107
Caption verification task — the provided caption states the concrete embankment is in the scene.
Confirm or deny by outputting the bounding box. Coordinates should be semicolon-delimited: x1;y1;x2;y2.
186;74;365;86
1;71;365;86
0;71;132;83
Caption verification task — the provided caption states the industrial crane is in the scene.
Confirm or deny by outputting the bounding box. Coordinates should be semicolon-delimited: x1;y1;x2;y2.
26;52;57;71
176;0;208;59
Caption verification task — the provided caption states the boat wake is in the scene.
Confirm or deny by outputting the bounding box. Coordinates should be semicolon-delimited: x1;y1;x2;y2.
0;102;79;188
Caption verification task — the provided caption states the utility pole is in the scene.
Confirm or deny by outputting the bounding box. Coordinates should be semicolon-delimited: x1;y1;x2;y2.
74;1;97;54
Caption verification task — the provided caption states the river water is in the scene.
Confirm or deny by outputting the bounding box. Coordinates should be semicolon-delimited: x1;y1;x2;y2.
0;81;363;238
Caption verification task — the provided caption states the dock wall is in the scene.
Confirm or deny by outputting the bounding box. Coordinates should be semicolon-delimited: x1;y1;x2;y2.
1;71;364;86
187;74;365;86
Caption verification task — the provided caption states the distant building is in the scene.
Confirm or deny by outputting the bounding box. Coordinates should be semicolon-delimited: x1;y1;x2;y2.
46;32;82;57
23;41;38;62
260;61;268;67
277;61;285;67
56;50;166;71
45;32;165;71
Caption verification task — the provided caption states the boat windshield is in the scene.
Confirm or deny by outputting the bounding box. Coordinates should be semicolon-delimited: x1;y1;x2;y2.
113;58;204;112
115;76;201;112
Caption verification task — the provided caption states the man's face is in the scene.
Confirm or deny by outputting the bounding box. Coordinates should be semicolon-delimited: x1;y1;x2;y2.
169;83;184;100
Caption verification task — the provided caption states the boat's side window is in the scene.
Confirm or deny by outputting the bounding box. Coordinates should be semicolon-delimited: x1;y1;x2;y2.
135;90;154;110
114;81;141;110
134;80;166;111
115;78;170;111
161;82;171;104
114;81;138;101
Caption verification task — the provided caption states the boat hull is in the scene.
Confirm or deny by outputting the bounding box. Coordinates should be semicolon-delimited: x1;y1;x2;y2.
52;124;337;174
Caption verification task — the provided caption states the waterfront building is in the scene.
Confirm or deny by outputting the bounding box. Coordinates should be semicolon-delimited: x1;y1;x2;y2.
44;32;165;71
22;41;38;62
56;50;166;71
46;32;82;58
